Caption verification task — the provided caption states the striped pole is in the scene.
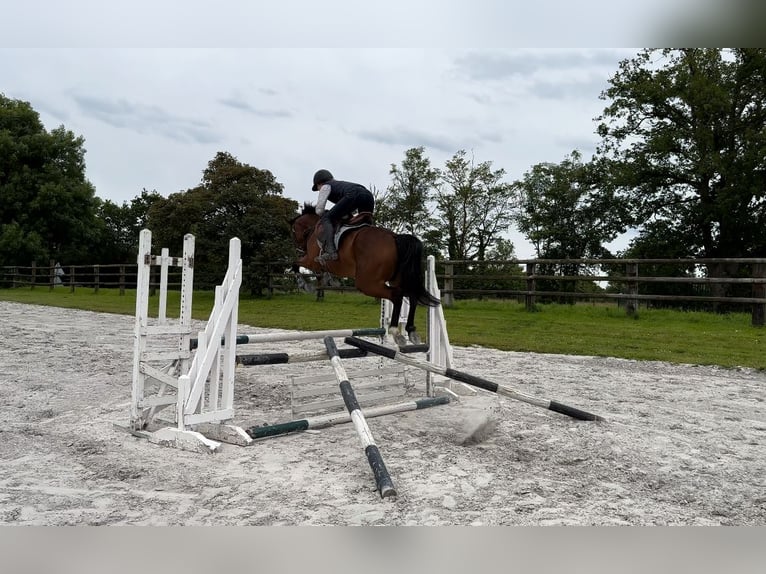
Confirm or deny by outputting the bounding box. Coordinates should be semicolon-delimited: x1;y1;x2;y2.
324;337;397;499
237;347;368;365
344;337;605;422
246;395;450;439
236;343;429;366
191;328;384;349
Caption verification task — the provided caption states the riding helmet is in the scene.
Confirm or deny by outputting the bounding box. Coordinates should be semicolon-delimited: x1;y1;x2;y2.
312;169;333;191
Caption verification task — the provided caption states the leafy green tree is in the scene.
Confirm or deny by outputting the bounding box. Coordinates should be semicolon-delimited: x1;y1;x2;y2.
513;151;631;260
146;152;298;294
513;151;632;300
597;49;766;262
0;94;100;266
437;150;516;261
375;147;440;246
95;189;164;263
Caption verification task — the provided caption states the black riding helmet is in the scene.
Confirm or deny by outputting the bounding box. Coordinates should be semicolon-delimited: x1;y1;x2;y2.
312;169;333;191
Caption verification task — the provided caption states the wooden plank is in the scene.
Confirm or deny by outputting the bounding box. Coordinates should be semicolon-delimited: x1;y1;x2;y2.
185;408;235;426
140;363;179;388
140;395;178;407
142;350;192;361
142;325;193;336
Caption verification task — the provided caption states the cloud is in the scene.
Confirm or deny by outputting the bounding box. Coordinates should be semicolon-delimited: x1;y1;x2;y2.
356;125;505;155
453;50;630;81
357;127;459;153
528;75;609;101
451;50;632;104
218;96;292;118
71;93;221;144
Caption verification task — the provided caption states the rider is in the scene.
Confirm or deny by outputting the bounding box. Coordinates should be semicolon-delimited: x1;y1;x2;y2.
312;169;375;263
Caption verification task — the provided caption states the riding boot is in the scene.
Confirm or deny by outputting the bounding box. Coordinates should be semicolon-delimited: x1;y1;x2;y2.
315;218;338;263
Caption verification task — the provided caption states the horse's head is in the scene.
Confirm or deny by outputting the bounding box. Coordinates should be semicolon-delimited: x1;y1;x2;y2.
288;202;320;251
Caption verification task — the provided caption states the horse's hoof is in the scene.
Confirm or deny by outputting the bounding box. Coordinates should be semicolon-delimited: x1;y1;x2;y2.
297;278;316;294
408;331;423;345
394;333;408;348
321;272;341;287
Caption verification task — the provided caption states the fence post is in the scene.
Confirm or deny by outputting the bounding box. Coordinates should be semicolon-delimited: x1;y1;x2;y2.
752;263;765;327
443;262;454;307
120;265;126;296
149;264;156;297
525;262;536;311
93;264;100;293
49;259;55;291
30;261;36;289
69;266;75;292
316;282;325;302
626;262;639;317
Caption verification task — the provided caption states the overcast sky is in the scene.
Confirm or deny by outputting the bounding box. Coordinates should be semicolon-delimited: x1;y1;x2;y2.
2;0;725;258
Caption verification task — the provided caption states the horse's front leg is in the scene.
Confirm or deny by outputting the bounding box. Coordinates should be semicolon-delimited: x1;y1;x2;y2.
291;260;316;293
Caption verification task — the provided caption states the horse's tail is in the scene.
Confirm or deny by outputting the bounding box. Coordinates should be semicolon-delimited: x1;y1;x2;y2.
393;234;441;307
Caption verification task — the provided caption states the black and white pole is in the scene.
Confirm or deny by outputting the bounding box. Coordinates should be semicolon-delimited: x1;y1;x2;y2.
323;336;397;499
246;395;450;440
344;337;605;422
235;343;429;366
236;347;368;365
191;328;385;349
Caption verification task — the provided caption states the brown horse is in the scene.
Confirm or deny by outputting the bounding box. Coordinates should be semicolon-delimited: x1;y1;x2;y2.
289;203;440;346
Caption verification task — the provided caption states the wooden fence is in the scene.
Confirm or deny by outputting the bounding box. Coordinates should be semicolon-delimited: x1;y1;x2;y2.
1;260;152;295
434;258;766;326
4;257;766;326
270;257;766;325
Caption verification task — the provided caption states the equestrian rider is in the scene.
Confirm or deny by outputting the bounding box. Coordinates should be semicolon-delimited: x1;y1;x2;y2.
312;169;375;263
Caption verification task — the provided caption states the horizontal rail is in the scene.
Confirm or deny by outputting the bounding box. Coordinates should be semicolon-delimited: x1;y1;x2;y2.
436;274;766;284
440;289;766;304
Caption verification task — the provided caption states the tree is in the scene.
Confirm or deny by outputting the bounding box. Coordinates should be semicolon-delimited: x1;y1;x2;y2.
146;152;298;294
437;150;516;261
513;151;632;260
513;151;632;301
0;94;100;266
95;189;164;263
375;147;440;243
596;49;766;262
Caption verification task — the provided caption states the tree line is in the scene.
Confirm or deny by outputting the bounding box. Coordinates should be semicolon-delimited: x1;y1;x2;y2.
2;49;765;299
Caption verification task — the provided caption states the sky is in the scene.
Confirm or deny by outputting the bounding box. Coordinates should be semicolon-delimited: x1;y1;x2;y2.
0;0;746;259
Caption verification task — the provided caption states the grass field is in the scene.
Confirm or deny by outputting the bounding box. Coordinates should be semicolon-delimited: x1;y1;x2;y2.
1;287;763;369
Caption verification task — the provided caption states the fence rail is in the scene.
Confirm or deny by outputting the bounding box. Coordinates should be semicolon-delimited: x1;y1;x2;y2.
3;257;766;325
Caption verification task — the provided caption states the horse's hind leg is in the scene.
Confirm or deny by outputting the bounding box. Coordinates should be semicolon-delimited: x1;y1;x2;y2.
404;300;422;344
387;297;408;347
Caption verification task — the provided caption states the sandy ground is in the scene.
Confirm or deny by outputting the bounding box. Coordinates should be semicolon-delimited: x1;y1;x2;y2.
0;300;764;526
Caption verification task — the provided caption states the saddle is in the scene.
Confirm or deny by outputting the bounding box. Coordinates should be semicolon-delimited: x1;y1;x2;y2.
341;211;374;226
333;212;374;246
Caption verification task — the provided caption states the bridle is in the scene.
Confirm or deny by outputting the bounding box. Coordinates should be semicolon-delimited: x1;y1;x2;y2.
292;220;314;256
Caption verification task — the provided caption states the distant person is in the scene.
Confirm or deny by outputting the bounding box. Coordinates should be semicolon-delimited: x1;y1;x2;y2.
311;169;375;263
54;262;65;285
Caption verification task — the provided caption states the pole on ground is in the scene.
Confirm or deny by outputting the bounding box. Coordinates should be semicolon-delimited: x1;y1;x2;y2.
324;336;397;499
246;395;450;440
344;336;604;422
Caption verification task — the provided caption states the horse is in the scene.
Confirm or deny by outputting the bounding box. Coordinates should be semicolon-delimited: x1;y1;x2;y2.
289;203;440;346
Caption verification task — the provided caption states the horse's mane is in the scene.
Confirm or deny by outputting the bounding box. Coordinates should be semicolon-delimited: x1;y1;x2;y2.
288;202;317;225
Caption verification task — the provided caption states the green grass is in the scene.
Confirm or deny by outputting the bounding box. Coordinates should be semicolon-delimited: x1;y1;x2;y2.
1;287;764;369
